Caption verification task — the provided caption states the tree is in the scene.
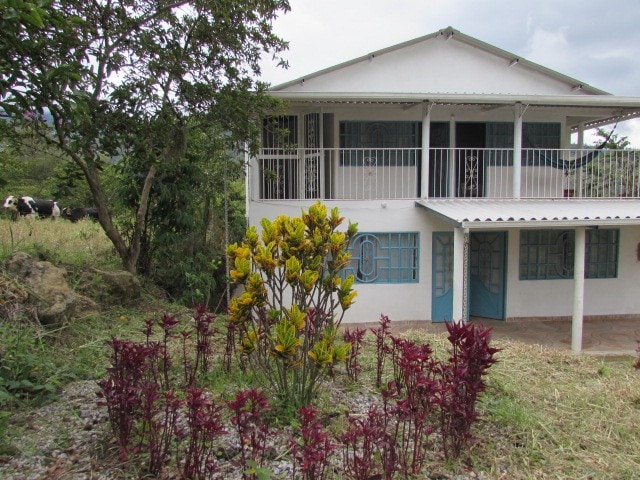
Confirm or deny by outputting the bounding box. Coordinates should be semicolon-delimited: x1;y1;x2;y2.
581;127;639;197
0;0;289;273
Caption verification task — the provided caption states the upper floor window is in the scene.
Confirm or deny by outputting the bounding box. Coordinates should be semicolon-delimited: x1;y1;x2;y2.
339;121;421;166
344;232;419;283
519;229;619;280
262;116;298;150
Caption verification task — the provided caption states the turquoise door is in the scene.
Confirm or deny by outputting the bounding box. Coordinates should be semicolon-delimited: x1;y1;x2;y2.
469;232;506;320
431;232;453;322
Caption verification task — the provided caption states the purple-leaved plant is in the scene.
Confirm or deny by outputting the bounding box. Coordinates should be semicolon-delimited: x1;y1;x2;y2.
97;339;160;461
437;321;500;460
370;314;392;388
339;405;397;480
182;386;226;479
343;327;366;382
226;388;272;480
291;405;336;480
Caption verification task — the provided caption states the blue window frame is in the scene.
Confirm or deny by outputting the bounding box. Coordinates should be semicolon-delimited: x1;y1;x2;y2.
344;232;419;283
519;229;619;280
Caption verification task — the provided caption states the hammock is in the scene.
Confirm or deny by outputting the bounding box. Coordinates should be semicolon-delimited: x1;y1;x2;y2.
525;122;618;171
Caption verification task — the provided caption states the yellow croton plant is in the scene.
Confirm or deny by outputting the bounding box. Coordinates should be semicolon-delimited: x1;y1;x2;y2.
227;201;358;406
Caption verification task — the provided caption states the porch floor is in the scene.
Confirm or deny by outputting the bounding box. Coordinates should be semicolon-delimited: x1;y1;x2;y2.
359;317;640;358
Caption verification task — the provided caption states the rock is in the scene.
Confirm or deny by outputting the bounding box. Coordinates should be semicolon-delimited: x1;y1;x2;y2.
5;252;98;326
91;268;141;304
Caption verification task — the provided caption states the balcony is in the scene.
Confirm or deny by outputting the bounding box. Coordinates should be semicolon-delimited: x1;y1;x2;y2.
255;148;640;201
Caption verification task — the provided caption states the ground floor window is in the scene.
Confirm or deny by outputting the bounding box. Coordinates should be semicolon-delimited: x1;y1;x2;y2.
344;232;419;283
519;229;619;280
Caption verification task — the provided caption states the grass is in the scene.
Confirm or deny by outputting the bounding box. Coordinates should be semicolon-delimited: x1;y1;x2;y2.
340;330;640;479
0;217;639;478
0;215;120;269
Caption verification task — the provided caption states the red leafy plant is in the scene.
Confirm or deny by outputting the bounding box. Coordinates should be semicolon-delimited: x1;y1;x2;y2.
437;321;501;459
339;405;397;480
371;314;392;388
291;405;336;480
343;327;367;382
97;339;163;461
181;386;226;479
226;388;272;479
385;338;439;474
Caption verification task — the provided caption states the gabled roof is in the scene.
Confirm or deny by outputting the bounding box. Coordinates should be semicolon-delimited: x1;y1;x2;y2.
271;27;609;97
269;27;640;130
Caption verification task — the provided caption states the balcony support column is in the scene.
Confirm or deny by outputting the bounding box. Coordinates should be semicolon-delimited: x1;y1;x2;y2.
452;227;467;323
421;102;434;199
449;115;456;197
571;226;586;352
513;102;525;199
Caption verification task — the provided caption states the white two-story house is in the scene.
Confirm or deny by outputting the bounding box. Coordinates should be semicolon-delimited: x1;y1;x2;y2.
247;27;640;351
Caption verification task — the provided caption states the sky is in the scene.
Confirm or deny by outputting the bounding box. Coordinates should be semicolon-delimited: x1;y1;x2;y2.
258;0;640;146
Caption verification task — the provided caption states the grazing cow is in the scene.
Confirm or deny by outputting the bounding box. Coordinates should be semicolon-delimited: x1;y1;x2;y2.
61;207;99;223
3;195;61;219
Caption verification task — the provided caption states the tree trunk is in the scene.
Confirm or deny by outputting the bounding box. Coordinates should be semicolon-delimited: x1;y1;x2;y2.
76;157;156;275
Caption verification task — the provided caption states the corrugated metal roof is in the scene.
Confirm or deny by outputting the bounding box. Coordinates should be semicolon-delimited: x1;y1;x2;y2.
415;199;640;229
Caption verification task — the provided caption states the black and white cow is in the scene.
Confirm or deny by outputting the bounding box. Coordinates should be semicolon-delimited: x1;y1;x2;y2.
61;207;99;223
3;195;61;219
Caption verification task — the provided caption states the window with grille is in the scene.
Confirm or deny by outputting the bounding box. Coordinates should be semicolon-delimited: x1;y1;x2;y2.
262;116;298;149
339;121;421;166
519;229;618;280
485;122;561;166
344;232;419;283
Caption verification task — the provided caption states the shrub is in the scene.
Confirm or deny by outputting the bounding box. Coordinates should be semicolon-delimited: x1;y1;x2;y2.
437;321;501;459
371;314;392;388
343;327;366;382
227;201;357;408
291;405;336;480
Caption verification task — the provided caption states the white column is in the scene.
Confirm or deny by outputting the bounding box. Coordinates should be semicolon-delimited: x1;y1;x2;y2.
453;227;465;322
319;109;325;200
298;113;305;199
571;227;586;352
513;102;524;199
421;102;433;199
244;143;251;226
577;122;585;148
449;115;456;197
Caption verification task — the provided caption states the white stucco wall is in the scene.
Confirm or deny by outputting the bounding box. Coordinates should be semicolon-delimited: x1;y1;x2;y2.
505;226;640;319
249;200;444;324
249;200;640;323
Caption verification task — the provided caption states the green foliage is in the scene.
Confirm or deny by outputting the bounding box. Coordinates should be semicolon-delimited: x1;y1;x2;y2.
227;202;358;408
0;0;290;273
578;129;639;197
0;322;60;407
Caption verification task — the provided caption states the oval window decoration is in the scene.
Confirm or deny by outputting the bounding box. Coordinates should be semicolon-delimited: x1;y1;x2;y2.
356;234;379;282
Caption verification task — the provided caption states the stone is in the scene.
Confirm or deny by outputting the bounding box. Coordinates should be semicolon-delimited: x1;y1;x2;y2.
5;252;98;326
91;268;141;304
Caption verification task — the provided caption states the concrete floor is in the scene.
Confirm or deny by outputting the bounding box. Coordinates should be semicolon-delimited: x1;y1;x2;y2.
374;317;640;357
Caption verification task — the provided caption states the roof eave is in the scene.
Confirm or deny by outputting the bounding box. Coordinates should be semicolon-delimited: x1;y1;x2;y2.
269;91;640;108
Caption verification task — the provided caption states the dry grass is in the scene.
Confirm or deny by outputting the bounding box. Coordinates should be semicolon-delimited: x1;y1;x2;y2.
399;330;640;479
0;216;119;269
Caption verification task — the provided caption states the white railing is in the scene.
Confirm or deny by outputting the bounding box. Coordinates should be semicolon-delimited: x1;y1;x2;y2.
255;148;640;200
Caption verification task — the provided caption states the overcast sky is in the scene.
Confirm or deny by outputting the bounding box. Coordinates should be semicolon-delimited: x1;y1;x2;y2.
259;0;640;145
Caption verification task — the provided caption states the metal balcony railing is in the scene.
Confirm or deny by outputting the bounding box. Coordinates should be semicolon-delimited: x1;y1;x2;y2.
255;148;640;200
